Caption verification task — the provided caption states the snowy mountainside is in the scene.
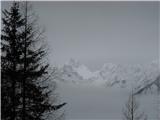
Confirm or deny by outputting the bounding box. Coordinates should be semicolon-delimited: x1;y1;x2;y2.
56;59;97;84
56;59;159;92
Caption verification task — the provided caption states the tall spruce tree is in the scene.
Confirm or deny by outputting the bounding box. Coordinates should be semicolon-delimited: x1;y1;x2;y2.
1;2;24;120
1;2;66;120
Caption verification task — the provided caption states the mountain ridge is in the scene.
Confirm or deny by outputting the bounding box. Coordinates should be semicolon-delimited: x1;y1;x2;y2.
56;59;159;93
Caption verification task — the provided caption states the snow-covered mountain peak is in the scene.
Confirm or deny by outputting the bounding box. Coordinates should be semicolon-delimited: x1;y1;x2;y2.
66;58;81;68
57;59;159;92
61;58;96;80
101;63;118;71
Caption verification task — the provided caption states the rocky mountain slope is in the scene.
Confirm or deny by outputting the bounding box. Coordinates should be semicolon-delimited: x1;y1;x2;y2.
56;59;159;93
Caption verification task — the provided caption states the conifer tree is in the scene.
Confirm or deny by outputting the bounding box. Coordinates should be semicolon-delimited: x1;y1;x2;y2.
122;91;147;120
1;2;24;120
1;2;66;120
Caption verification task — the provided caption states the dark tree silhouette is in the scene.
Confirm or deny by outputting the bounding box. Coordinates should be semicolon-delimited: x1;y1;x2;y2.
1;2;66;120
1;2;25;120
122;91;147;120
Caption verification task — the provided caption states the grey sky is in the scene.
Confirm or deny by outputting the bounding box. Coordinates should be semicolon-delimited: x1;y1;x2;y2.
2;1;159;70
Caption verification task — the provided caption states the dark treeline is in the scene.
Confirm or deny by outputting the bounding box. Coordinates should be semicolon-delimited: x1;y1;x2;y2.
1;2;66;120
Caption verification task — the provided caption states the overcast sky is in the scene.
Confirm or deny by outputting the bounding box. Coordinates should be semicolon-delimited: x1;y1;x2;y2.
2;1;159;70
